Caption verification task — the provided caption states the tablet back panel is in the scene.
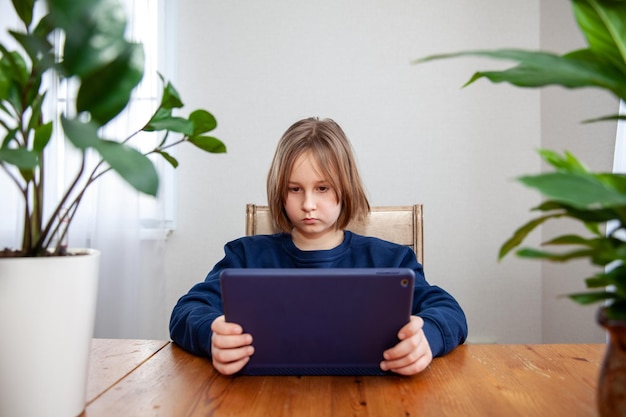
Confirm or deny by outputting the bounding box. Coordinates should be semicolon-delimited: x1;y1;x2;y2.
220;268;414;376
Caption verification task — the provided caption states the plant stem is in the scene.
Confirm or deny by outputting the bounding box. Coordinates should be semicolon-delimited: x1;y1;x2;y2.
38;151;87;254
155;137;186;152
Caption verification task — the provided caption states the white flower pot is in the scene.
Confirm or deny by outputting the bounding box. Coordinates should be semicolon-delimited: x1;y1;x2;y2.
0;249;100;417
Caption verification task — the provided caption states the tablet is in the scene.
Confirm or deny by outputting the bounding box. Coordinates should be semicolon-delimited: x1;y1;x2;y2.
220;268;415;376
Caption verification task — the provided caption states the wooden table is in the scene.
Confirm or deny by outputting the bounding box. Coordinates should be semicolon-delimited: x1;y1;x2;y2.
82;339;605;417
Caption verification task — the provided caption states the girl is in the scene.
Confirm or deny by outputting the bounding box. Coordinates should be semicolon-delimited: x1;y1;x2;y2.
169;117;467;376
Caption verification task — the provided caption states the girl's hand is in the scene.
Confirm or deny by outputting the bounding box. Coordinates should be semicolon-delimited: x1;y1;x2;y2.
380;316;433;375
210;315;254;375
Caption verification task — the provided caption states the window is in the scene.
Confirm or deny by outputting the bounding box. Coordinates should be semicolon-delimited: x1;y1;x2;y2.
52;0;178;239
1;0;177;249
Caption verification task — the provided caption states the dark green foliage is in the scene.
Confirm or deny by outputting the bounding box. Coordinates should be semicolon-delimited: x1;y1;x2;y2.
0;0;226;256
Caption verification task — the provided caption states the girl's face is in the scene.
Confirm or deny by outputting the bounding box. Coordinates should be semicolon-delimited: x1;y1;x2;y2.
284;152;343;249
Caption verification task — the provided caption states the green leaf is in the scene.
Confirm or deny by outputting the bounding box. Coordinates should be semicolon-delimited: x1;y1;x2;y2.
519;172;626;209
414;48;626;101
189;109;217;134
47;0;99;30
26;92;46;132
155;150;179;168
583;113;626;123
32;13;55;40
9;30;53;69
95;140;159;196
9;24;54;66
499;212;565;259
1;128;18;148
543;234;596;246
12;0;35;28
569;290;616;305
0;148;38;168
143;107;171;130
0;49;29;85
156;131;169;148
0;47;31;110
481;51;624;96
584;221;603;236
76;42;144;125
61;117;101;149
159;79;184;109
585;274;615;288
19;166;34;183
595;172;626;193
538;149;588;173
0;61;10;100
54;0;128;77
586;264;626;288
33;122;53;153
63;117;158;195
516;247;594;261
143;110;194;135
535;199;620;223
188;136;227;153
572;0;626;71
3;46;43;112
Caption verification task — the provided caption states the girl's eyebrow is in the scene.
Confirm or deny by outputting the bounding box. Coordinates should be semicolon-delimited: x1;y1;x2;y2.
289;181;330;186
288;178;330;184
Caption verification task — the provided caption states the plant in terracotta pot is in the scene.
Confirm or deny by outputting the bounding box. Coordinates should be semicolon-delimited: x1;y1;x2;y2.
414;0;625;415
0;0;225;416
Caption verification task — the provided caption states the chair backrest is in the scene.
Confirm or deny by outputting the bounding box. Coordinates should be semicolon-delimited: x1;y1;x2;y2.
246;204;424;265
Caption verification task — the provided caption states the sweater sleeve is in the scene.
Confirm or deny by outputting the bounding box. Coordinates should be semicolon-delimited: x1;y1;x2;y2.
401;250;468;357
169;240;245;357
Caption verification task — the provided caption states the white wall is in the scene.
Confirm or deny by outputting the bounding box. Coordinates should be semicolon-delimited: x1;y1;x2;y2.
163;0;613;344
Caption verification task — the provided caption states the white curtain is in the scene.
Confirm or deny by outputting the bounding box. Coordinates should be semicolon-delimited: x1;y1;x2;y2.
85;0;171;340
78;168;169;340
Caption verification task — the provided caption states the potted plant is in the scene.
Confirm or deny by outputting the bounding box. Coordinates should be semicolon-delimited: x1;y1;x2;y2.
0;0;225;416
414;0;625;415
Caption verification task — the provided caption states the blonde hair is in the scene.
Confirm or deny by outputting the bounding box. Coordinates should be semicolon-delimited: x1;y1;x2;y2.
267;117;370;232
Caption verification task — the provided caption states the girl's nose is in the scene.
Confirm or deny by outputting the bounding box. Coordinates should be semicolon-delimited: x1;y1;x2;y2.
302;192;316;212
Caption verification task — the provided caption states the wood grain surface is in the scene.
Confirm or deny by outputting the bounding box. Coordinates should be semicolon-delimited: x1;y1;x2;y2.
81;341;604;417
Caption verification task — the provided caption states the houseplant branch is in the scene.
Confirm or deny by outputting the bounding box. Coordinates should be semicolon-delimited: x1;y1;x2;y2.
0;0;226;257
414;0;626;320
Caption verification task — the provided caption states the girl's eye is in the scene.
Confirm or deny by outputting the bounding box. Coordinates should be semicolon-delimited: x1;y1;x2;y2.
317;186;329;192
288;186;301;193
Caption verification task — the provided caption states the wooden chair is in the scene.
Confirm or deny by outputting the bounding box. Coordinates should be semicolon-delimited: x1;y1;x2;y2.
245;204;424;265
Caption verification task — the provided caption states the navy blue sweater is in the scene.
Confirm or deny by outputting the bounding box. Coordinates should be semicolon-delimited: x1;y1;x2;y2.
169;231;467;358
